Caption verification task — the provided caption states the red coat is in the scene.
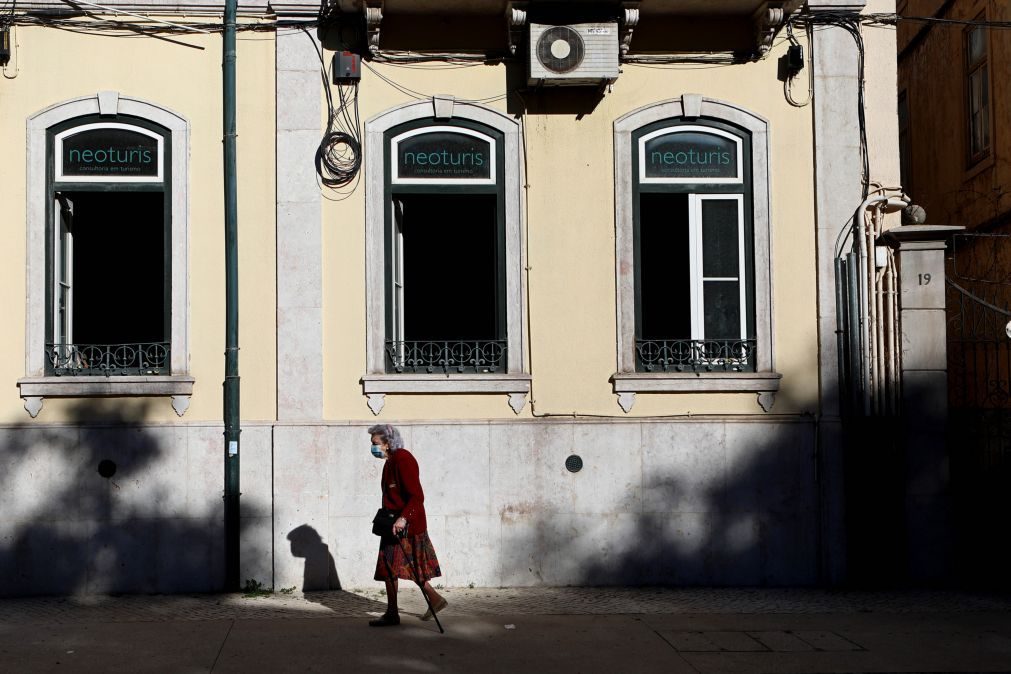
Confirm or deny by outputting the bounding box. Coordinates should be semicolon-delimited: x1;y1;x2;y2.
381;448;428;535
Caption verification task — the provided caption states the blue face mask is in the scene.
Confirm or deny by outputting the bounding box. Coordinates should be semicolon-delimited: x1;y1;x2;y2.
371;444;385;458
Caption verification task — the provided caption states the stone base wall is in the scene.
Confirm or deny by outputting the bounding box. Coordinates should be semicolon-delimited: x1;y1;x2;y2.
0;418;818;596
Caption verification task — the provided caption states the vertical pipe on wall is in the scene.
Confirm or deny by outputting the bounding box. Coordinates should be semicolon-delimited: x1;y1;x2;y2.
884;255;898;414
834;258;849;406
846;253;862;413
223;0;241;593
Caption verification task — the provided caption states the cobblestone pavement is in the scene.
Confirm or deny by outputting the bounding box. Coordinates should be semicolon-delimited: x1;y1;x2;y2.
2;587;1010;624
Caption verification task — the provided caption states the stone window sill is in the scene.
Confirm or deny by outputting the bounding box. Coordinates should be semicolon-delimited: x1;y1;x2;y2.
361;373;531;415
17;375;195;418
610;371;782;412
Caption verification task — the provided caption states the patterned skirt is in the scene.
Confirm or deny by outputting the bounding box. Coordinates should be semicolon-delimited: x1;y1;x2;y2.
374;531;442;583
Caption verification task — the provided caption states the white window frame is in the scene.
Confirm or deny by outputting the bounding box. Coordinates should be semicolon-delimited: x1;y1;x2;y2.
391;197;406;357
53;194;75;348
611;95;780;411
18;93;193;418
361;101;530;415
690;194;748;341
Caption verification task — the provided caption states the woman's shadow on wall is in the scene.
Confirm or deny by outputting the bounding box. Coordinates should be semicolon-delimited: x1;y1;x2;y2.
287;525;341;591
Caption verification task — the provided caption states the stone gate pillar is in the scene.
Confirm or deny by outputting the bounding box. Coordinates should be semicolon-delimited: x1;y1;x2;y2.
881;223;963;582
809;0;867;586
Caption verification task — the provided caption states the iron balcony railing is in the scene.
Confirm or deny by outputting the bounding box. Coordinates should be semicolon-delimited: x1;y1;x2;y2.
386;339;507;374
636;338;756;373
46;342;171;376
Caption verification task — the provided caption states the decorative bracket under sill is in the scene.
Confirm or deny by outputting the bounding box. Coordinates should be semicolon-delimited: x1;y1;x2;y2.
23;397;43;418
367;393;386;415
171;395;191;417
365;391;529;416
617;392;636;413
616;389;777;413
362;374;531;415
508;392;527;414
17;375;195;418
611;371;782;413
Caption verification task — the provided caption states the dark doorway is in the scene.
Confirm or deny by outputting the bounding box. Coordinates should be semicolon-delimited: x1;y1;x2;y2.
397;192;500;342
638;192;691;340
69;190;166;345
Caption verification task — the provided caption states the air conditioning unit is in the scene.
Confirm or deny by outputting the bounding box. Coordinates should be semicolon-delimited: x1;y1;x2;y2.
528;22;619;86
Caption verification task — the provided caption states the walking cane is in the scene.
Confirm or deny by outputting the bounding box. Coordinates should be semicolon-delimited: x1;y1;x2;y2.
396;527;445;634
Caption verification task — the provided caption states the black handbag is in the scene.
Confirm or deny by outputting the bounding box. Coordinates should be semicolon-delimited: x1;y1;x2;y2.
372;508;399;538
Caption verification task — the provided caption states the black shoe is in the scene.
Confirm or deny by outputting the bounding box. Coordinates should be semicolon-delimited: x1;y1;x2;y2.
369;613;401;627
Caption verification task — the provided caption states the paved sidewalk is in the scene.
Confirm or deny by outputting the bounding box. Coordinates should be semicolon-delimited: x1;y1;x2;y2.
2;588;1011;672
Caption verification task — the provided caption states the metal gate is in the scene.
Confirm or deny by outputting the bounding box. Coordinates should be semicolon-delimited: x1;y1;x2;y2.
946;232;1011;587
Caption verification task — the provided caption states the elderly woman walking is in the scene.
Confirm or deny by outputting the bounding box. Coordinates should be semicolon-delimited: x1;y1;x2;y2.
367;424;447;627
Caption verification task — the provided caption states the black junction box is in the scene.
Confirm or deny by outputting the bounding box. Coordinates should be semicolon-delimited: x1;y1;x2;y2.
786;44;804;75
333;51;361;83
0;29;10;66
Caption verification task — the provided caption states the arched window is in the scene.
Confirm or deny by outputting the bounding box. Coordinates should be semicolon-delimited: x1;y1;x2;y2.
362;100;529;415
47;116;171;375
612;95;780;412
18;93;192;417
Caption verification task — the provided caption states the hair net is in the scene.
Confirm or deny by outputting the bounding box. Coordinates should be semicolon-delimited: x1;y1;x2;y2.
367;424;405;450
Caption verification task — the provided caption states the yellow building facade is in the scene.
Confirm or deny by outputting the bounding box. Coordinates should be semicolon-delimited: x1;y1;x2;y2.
0;1;911;594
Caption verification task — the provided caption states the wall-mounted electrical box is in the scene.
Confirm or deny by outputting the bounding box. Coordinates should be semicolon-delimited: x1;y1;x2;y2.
0;28;11;66
786;44;804;75
332;51;361;83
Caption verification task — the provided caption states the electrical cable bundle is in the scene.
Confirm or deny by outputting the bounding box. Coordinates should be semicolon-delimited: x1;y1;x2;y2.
316;79;362;190
789;11;870;200
304;27;363;194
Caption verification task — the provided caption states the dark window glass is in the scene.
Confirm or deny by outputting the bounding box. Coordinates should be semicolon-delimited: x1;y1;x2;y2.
62;129;159;178
396;193;499;342
701;200;740;278
397;132;492;181
638;193;691;340
966;21;990;163
70;191;166;344
643;131;738;180
703;281;741;340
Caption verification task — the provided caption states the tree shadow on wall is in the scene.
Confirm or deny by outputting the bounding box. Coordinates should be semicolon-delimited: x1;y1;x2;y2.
505;419;918;589
584;427;821;587
0;400;266;597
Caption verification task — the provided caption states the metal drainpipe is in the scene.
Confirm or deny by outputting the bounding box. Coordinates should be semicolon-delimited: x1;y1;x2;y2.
223;0;241;593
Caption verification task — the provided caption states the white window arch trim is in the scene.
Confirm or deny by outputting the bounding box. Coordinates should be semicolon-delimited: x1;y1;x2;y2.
18;93;192;417
362;100;530;414
612;95;780;411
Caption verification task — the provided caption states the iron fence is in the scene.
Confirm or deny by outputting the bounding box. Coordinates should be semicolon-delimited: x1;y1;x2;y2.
635;338;756;373
945;233;1011;586
385;339;507;374
46;342;170;376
